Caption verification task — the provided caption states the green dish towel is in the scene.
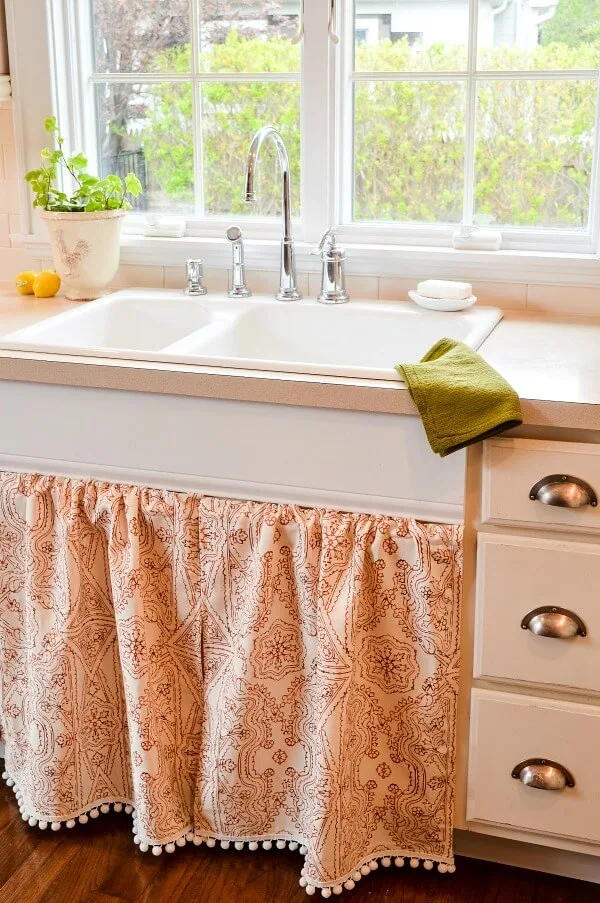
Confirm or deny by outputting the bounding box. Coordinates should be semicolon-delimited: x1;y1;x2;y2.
396;338;523;457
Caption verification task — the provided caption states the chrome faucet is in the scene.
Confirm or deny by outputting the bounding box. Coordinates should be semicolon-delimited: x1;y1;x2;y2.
226;225;251;297
244;126;302;302
311;226;349;304
184;258;207;295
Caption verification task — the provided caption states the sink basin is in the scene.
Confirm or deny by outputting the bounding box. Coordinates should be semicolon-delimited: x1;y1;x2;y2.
169;299;501;378
0;292;216;354
0;289;502;380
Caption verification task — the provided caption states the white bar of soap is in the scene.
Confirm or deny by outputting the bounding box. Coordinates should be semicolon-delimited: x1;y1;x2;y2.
417;279;472;301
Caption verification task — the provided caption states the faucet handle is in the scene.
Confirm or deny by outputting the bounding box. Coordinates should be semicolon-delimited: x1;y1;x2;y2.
185;258;208;295
312;226;349;305
312;226;341;258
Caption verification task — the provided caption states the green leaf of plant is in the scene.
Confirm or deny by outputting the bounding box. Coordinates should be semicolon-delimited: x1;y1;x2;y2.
68;152;88;171
124;172;142;197
44;116;58;134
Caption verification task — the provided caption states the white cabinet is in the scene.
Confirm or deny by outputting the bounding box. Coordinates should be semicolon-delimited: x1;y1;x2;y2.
468;690;600;845
475;533;600;694
467;436;600;870
482;438;600;534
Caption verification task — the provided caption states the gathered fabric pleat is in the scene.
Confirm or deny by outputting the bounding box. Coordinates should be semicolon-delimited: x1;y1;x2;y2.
0;472;461;888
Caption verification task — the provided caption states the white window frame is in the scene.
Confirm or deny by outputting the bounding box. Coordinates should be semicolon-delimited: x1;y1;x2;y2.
6;0;600;285
8;0;336;244
336;0;600;255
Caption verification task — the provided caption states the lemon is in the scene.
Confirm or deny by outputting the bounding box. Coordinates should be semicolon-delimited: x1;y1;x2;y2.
32;270;61;299
15;271;37;295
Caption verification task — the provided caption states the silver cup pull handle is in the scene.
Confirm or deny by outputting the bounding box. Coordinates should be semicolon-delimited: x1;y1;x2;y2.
521;606;587;639
529;474;597;509
511;758;575;792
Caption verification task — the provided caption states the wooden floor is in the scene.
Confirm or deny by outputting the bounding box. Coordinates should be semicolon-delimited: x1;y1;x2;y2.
0;785;597;903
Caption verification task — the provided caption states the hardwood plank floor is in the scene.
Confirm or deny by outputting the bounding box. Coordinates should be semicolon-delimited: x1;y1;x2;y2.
0;784;596;903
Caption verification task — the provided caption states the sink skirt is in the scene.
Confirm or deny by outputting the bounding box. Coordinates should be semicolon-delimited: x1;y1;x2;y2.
0;472;461;894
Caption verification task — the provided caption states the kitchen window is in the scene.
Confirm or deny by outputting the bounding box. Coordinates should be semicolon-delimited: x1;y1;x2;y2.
7;0;600;256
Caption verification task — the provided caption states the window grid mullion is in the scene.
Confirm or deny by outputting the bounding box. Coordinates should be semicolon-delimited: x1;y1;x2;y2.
88;72;301;83
301;0;334;243
348;69;599;82
585;71;600;254
191;0;204;218
462;0;478;228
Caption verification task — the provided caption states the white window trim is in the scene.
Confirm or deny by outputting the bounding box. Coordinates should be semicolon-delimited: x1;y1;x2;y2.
338;0;600;256
7;0;600;287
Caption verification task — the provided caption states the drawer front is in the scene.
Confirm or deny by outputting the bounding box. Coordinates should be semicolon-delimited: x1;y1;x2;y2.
483;438;600;533
475;533;600;694
468;690;600;844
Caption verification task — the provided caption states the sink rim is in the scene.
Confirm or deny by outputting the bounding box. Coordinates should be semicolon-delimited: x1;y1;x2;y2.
0;288;504;381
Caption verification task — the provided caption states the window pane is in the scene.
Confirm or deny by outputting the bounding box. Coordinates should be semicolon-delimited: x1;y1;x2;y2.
474;79;596;228
199;1;300;73
91;0;190;73
201;82;300;217
354;0;469;72
353;81;466;223
477;0;600;71
96;82;194;214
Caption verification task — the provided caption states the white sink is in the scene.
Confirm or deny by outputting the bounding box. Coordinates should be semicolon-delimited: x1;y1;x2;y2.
0;289;502;380
1;292;216;354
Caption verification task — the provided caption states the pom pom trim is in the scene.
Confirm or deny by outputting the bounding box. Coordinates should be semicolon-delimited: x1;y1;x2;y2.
2;769;455;894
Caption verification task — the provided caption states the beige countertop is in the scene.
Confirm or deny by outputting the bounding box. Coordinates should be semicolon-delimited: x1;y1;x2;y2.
0;286;598;430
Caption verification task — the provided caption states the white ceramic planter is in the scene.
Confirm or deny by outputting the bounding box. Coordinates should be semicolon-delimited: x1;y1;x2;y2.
41;209;126;301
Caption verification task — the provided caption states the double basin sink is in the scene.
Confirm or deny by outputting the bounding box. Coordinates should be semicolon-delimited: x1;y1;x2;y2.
0;289;502;380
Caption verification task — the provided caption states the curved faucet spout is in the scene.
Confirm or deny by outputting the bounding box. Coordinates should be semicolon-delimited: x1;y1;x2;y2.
245;125;292;240
244;125;300;301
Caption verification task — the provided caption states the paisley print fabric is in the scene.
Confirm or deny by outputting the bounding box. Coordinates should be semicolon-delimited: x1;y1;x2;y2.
0;472;461;888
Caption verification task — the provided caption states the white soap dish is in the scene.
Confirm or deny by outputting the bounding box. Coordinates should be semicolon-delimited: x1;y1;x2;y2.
408;290;477;312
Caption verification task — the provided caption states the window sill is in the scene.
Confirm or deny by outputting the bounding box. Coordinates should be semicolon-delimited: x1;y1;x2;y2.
16;231;600;287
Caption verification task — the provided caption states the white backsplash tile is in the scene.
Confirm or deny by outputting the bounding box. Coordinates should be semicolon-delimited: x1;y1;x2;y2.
377;276;415;302
2;140;18;182
0;246;39;277
110;264;164;290
0;213;10;247
527;283;600;317
0;108;15;144
473;281;527;310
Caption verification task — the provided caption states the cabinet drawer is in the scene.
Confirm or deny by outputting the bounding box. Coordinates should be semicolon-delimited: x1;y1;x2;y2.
468;690;600;844
475;533;600;694
482;438;600;533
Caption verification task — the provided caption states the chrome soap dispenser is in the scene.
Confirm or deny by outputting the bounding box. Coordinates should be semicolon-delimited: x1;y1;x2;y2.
311;226;349;304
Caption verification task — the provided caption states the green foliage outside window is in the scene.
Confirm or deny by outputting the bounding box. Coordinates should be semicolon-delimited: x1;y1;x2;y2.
114;32;598;227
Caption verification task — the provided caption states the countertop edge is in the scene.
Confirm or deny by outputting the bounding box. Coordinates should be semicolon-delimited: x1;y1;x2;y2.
0;352;597;429
0;352;420;416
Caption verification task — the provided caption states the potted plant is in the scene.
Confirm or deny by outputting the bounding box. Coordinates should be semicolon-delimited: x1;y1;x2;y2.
25;117;142;301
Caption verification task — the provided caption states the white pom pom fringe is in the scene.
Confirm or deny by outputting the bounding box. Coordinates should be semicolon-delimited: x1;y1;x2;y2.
0;772;456;891
300;854;456;896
